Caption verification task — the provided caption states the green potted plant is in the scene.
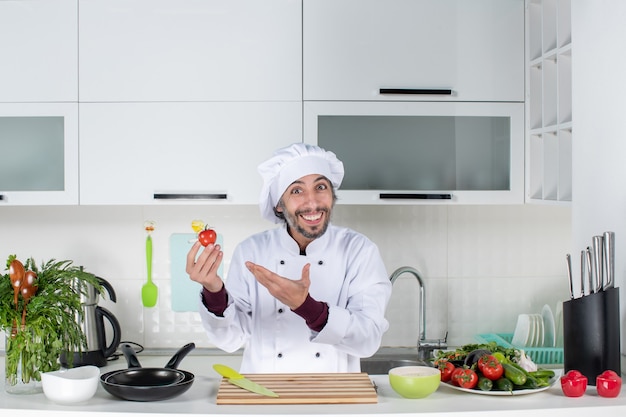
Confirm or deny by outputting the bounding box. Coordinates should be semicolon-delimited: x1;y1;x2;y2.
1;255;101;394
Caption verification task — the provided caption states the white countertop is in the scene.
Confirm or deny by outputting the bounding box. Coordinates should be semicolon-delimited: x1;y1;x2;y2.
2;352;626;417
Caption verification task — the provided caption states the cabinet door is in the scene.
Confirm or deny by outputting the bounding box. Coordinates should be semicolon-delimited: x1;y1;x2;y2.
0;0;78;102
79;0;302;102
0;103;79;205
79;102;301;205
304;101;524;204
304;0;524;102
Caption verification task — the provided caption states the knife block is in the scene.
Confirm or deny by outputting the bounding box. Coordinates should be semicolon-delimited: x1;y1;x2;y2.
562;287;621;384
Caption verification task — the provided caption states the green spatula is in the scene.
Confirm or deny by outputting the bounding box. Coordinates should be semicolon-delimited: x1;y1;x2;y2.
141;221;158;307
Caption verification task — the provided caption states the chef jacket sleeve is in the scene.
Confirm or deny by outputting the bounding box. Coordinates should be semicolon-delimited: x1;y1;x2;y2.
308;240;392;358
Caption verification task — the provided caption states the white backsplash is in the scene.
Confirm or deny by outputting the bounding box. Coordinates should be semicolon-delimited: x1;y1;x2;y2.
0;204;571;350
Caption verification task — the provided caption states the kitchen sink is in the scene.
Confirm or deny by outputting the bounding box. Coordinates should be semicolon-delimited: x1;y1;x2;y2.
360;348;432;375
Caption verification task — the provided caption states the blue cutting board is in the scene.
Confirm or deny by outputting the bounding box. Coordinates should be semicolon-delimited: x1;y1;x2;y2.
170;233;224;312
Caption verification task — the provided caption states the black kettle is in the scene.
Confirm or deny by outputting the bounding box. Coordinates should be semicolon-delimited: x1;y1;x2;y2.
61;276;122;367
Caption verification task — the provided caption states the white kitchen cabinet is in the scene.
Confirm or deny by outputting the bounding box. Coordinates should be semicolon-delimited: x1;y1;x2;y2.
303;0;524;102
0;0;78;102
79;0;302;102
304;101;524;205
0;103;79;205
79;102;301;205
526;0;572;203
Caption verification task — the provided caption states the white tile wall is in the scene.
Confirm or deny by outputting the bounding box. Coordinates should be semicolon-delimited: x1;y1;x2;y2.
0;204;571;350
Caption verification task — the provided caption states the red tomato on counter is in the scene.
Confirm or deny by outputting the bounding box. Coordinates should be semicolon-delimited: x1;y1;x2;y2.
477;355;504;381
561;370;588;397
596;370;622;398
437;360;456;382
451;367;478;389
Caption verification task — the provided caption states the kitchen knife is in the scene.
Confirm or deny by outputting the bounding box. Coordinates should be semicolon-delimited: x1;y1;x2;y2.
580;250;587;297
603;231;615;290
592;235;604;293
566;254;574;299
586;247;594;295
213;364;279;398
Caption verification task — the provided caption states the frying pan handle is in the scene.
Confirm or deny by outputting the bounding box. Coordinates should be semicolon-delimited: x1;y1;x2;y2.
121;343;143;368
165;343;196;369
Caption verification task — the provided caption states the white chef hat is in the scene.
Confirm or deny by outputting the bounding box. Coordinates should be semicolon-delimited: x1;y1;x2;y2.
258;143;344;223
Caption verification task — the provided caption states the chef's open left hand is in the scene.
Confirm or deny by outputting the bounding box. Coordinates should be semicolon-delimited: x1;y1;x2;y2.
245;262;310;310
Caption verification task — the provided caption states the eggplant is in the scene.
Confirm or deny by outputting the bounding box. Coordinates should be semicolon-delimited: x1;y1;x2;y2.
464;349;492;367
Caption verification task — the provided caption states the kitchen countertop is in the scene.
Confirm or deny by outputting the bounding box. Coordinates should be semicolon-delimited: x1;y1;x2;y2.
2;351;626;417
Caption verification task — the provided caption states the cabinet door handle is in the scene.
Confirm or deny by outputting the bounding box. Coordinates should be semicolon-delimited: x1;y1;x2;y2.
153;193;228;200
0;194;4;201
379;193;452;200
379;88;453;95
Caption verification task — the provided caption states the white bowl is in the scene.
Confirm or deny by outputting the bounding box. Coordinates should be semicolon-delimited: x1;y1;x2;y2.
41;365;100;404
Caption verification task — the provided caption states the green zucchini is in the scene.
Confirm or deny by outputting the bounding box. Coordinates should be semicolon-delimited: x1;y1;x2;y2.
477;376;493;391
495;377;514;392
502;363;527;386
529;369;556;379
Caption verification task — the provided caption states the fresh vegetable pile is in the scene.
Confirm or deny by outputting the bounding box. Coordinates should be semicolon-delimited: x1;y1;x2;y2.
434;342;555;393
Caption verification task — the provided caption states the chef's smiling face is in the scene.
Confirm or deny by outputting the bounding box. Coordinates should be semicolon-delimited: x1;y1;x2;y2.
276;174;335;250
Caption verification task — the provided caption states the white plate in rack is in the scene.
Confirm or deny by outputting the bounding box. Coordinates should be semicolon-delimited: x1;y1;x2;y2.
542;304;556;347
511;314;532;347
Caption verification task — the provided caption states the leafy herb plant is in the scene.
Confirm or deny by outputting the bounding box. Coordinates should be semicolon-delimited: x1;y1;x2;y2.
1;256;102;386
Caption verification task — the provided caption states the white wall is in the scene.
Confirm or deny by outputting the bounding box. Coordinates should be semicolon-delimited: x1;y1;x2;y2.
571;0;626;354
0;204;570;350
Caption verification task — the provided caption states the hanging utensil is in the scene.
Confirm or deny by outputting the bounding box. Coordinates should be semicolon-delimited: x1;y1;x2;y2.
603;231;615;290
592;235;604;293
141;221;158;308
566;254;574;299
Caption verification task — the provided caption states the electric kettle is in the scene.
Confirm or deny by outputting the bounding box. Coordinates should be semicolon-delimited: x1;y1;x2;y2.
60;276;122;367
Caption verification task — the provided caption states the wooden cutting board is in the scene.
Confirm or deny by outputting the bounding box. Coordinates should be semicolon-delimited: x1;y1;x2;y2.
216;373;378;405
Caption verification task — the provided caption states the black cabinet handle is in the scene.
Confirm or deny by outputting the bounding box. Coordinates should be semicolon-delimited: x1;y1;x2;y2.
0;194;4;201
379;88;453;95
379;193;452;200
153;193;228;200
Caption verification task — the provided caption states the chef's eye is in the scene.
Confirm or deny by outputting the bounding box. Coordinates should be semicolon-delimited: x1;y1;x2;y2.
316;183;328;191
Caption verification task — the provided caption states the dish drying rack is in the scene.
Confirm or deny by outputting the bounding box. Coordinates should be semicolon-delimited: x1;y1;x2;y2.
475;333;564;365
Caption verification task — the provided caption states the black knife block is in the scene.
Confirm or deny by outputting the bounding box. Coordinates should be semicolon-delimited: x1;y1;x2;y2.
562;287;621;384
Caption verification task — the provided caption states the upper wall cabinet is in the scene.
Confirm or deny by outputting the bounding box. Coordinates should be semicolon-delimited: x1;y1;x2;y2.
303;0;524;102
0;0;78;102
79;102;301;205
79;0;302;102
0;103;79;205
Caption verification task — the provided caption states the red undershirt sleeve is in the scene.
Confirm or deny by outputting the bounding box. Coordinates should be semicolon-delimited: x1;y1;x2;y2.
201;286;228;317
292;294;329;332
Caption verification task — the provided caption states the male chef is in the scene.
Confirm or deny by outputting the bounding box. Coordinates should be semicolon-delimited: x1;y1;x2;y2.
186;143;391;373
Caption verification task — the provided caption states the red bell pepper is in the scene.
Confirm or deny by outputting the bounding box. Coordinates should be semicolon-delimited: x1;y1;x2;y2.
561;370;587;397
596;370;622;398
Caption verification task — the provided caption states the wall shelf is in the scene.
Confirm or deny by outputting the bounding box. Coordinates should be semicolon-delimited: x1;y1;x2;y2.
526;0;572;204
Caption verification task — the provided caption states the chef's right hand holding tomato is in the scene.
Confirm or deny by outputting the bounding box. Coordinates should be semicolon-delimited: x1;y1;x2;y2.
186;240;224;293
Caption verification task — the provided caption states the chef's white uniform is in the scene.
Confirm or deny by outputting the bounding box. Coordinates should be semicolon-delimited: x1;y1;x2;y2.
199;223;392;373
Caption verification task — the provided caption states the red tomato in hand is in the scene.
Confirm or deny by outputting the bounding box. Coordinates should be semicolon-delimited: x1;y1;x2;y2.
451;367;478;389
477;355;504;381
437;360;456;382
596;370;622;398
198;228;217;246
561;370;587;397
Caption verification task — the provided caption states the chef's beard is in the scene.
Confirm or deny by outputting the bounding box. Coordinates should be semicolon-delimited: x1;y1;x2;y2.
280;203;331;240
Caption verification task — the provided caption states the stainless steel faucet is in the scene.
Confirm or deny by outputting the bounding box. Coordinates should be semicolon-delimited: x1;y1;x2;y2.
389;266;447;362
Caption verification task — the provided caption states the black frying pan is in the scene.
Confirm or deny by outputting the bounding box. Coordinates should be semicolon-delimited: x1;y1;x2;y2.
100;342;195;401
